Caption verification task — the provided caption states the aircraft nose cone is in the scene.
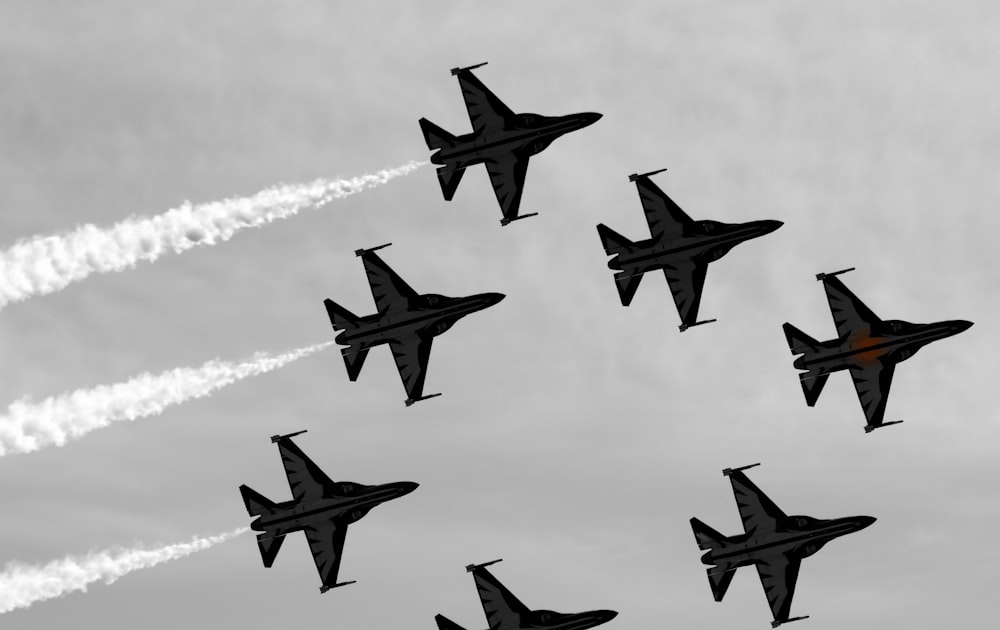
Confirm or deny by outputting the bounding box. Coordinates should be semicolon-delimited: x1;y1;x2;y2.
761;220;784;234
856;515;876;530
598;610;618;623
484;292;506;307
575;112;603;129
952;320;974;334
396;481;419;496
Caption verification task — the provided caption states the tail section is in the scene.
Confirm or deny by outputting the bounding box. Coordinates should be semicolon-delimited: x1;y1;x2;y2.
324;299;360;331
799;373;829;406
690;518;737;601
419;117;456;150
691;517;728;551
239;484;277;518
436;166;466;200
596;223;635;256
256;534;285;568
782;322;820;355
435;614;467;630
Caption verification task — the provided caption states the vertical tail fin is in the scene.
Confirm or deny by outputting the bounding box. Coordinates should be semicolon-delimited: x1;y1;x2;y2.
239;484;277;517
782;322;820;355
596;223;635;256
419;117;456;150
324;299;360;330
435;614;467;630
256;534;285;568
436;166;466;201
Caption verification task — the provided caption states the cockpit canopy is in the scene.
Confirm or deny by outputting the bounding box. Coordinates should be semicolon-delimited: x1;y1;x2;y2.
790;515;819;528
423;293;448;307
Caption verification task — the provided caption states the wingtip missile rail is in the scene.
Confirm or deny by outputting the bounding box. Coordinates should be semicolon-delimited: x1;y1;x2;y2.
628;168;667;182
451;62;488;76
319;580;357;594
815;267;855;281
465;558;503;573
864;420;903;433
679;318;717;332
500;212;538;226
270;430;308;443
723;463;761;476
355;243;392;257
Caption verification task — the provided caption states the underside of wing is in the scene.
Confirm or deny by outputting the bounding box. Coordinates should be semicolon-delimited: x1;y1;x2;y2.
485;153;530;223
728;469;788;534
456;69;516;133
849;361;895;430
822;275;882;339
389;334;434;401
276;437;337;501
663;261;708;327
471;566;531;630
756;554;802;626
634;176;694;239
361;250;419;315
304;521;348;591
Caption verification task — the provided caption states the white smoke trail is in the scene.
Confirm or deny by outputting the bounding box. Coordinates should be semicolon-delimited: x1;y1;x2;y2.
0;161;426;310
0;341;335;456
0;527;248;614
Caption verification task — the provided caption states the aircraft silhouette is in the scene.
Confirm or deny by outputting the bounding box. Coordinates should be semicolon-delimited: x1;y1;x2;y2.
436;559;618;630
783;267;973;432
324;243;504;406
239;430;418;593
691;463;875;628
420;62;602;226
597;169;782;331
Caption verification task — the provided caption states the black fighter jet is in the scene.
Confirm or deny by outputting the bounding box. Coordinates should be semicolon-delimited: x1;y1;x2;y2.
597;169;782;331
783;267;973;432
436;559;617;630
239;430;418;593
419;62;602;226
691;463;875;628
324;243;504;406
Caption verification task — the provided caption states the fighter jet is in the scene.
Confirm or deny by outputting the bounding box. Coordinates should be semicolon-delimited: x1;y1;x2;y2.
239;430;418;593
691;463;875;628
419;62;602;226
324;243;504;406
597;169;783;331
783;267;973;432
436;559;618;630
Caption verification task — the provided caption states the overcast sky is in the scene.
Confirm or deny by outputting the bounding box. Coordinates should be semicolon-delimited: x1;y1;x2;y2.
0;1;997;628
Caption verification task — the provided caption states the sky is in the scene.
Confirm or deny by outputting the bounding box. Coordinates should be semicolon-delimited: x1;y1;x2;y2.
0;1;997;628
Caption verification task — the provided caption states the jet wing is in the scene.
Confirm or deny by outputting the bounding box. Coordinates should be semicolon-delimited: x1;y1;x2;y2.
361;251;419;315
634;176;694;240
276;437;337;501
663;261;708;327
822;275;882;339
456;69;517;133
389;333;434;402
755;553;802;627
728;469;788;535
304;521;348;591
849;361;895;430
470;565;530;630
485;153;530;224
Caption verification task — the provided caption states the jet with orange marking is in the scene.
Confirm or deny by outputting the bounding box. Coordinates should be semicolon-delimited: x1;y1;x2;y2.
782;268;972;433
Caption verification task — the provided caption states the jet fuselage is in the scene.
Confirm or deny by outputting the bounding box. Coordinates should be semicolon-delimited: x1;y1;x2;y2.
607;219;783;276
701;515;875;572
335;292;505;349
250;481;417;538
430;112;602;170
792;319;972;377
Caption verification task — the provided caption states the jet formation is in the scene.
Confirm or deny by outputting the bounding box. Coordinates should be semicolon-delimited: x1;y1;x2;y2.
783;268;972;432
324;243;504;406
691;463;875;628
597;169;782;331
436;559;618;630
239;430;418;593
420;62;602;226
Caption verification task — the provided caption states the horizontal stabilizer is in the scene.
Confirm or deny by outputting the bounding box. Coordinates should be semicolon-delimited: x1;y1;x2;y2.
342;347;370;381
690;517;729;551
256;533;285;568
435;614;468;630
707;568;736;602
450;61;488;75
596;223;635;256
420;117;456;151
436;166;466;201
865;419;903;433
354;243;392;257
799;373;829;406
239;484;277;517
319;581;357;594
628;168;667;182
466;558;503;572
612;272;644;307
782;322;820;355
405;393;442;407
772;615;810;628
722;462;760;476
270;429;307;443
815;267;855;281
500;212;538;226
325;299;360;330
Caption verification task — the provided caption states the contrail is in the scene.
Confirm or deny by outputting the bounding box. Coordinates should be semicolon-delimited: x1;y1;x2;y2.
0;527;248;614
0;160;426;310
0;341;335;456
